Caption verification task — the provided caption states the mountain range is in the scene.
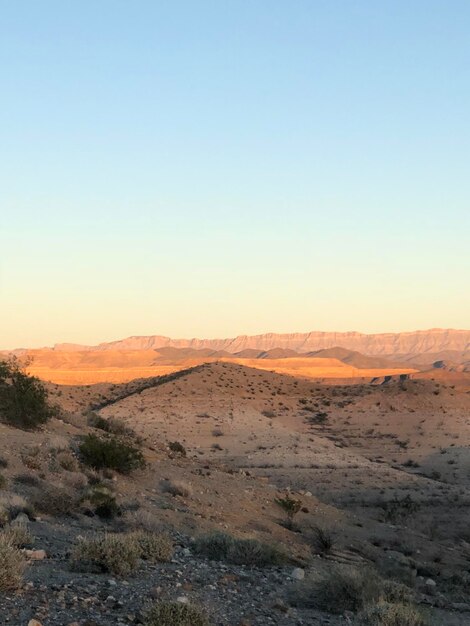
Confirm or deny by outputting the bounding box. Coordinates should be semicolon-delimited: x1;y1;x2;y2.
47;328;470;358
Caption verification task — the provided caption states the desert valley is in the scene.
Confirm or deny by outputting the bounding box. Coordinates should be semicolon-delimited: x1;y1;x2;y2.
1;329;470;625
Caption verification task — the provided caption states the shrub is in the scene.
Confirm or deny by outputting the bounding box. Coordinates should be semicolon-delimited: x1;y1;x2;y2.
30;484;78;516
227;537;284;566
79;434;145;474
0;358;57;429
144;601;210;626
193;531;234;561
212;428;224;437
0;475;6;490
357;602;428;625
14;473;41;487
1;523;32;548
81;484;120;519
162;479;192;498
194;532;284;567
55;449;79;472
289;566;381;613
70;533;140;576
0;457;8;469
274;494;302;529
88;413;137;438
0;536;26;590
131;530;174;562
311;525;334;554
168;441;187;457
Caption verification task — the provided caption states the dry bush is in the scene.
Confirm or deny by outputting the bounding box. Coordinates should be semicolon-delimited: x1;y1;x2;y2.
194;531;285;567
1;523;32;548
0;474;6;490
289;565;381;613
125;509;166;534
0;493;32;525
30;483;79;517
162;479;193;498
55;449;79;472
130;530;174;562
311;525;335;554
357;602;429;625
70;533;140;577
194;531;233;561
81;484;120;519
144;601;209;626
0;535;26;590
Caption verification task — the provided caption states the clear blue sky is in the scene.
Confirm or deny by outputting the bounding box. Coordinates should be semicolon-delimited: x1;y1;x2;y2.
1;1;469;348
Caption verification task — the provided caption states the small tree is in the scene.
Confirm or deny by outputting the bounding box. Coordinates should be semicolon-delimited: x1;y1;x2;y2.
274;493;302;529
0;358;56;429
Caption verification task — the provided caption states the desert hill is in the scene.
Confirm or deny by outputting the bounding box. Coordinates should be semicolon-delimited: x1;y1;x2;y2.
3;360;470;623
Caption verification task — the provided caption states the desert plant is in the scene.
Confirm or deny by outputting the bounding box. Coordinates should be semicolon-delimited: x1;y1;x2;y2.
79;434;145;474
1;522;32;548
311;525;334;554
70;533;140;576
131;530;174;562
194;531;284;567
144;601;210;626
0;475;6;490
30;483;78;516
88;413;137;439
193;531;234;561
0;358;57;429
55;449;79;472
168;441;187;457
274;494;302;529
162;479;192;498
227;537;284;566
289;566;381;613
357;601;429;625
81;484;120;519
0;535;26;590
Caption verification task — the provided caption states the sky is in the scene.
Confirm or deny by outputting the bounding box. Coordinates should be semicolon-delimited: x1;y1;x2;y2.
1;1;469;349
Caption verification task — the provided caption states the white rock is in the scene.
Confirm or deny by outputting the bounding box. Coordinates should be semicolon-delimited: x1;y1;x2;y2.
177;596;189;604
425;578;436;587
291;567;305;580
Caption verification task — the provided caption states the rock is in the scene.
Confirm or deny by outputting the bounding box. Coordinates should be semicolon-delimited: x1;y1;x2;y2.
176;596;189;604
24;549;47;560
425;578;436;587
11;513;30;525
291;568;305;580
28;621;43;626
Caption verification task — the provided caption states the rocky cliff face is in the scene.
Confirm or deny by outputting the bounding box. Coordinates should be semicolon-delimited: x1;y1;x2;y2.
53;328;470;356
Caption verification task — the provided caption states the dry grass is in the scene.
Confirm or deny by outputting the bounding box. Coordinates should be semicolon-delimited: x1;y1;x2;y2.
0;535;26;590
162;479;193;498
1;523;32;548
